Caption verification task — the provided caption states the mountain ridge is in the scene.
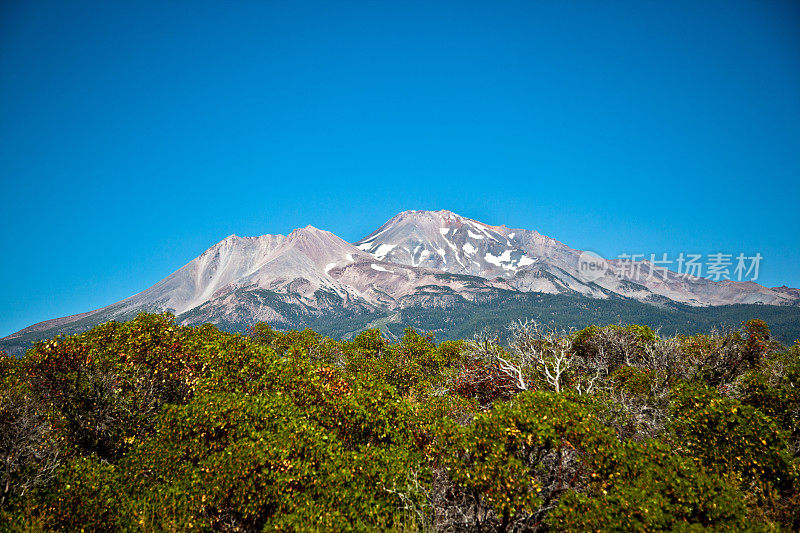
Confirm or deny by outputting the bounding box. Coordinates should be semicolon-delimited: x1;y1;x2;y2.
357;209;797;307
3;210;798;354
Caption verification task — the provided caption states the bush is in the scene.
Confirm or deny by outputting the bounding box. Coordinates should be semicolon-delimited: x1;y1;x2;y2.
3;314;797;530
668;383;796;505
734;342;800;452
449;359;520;406
124;391;421;531
550;439;748;531
0;387;60;509
572;324;657;373
21;314;197;460
435;391;617;530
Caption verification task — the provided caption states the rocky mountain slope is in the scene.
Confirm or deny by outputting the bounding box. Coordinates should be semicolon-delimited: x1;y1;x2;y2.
357;210;798;306
3;210;798;353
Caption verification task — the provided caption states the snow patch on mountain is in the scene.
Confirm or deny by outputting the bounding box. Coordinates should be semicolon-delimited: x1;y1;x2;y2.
373;243;397;260
371;264;393;273
485;250;513;269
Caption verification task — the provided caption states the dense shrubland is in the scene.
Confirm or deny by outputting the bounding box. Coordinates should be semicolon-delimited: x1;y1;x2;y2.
0;313;797;531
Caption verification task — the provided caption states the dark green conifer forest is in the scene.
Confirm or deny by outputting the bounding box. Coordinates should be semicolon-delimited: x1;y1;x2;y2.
1;313;798;531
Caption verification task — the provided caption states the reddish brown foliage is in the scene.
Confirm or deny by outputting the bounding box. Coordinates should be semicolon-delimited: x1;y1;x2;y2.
451;361;521;406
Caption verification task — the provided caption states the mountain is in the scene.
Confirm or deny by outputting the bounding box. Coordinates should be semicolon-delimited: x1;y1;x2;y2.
1;223;513;353
175;225;512;327
356;210;606;298
356;210;798;307
3;210;799;354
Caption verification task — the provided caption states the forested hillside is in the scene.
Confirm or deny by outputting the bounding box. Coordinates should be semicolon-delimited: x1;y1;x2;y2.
5;292;800;359
1;314;798;531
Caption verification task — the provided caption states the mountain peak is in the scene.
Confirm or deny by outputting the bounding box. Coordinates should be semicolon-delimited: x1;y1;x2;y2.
395;208;463;219
283;224;358;260
215;233;242;244
392;209;508;231
435;209;465;225
355;209;537;275
287;225;329;238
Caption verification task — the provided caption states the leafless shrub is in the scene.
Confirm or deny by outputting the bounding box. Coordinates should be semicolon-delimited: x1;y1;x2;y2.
467;332;528;391
507;320;574;394
679;327;754;387
638;336;682;374
383;469;434;532
573;325;644;373
589;335;680;441
427;443;586;532
449;333;522;408
454;321;617;402
0;390;61;507
606;389;669;440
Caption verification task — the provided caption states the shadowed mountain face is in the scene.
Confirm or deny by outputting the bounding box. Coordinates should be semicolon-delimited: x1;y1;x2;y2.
3;210;798;353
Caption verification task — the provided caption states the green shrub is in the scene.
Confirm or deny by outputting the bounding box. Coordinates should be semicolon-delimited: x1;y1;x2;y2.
436;391;617;529
22;314;196;460
30;455;121;531
550;439;748;531
668;383;796;504
2;314;797;530
735;342;800;444
124;392;421;531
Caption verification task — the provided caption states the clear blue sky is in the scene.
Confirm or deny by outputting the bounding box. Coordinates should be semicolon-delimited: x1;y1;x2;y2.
1;0;799;337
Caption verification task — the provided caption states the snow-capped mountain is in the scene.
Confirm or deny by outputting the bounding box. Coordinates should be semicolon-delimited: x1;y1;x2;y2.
2;223;512;347
177;225;512;325
2;209;798;353
356;210;600;298
356;210;798;307
356;210;542;278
